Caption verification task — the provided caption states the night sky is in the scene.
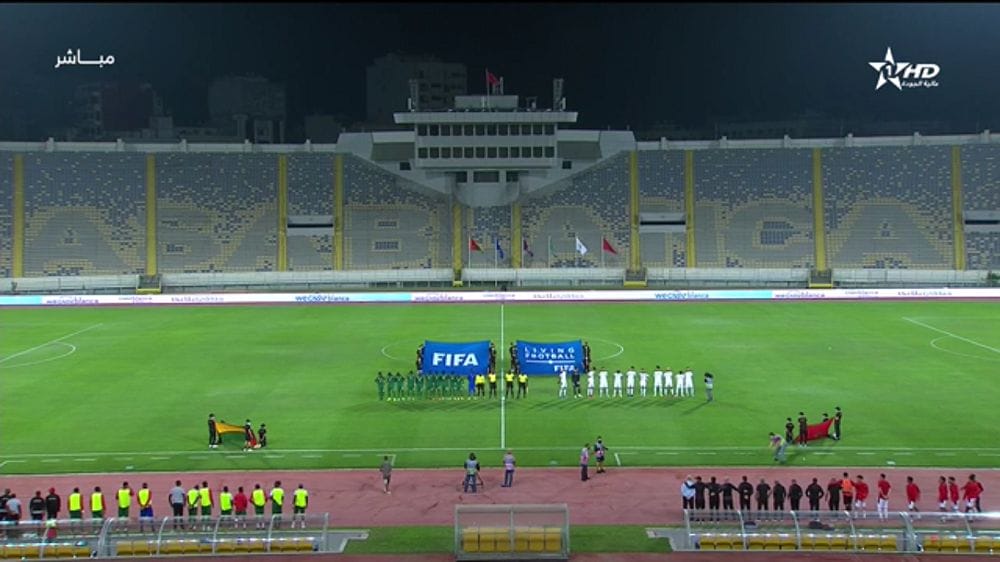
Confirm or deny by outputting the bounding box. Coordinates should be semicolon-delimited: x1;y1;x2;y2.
2;2;1000;137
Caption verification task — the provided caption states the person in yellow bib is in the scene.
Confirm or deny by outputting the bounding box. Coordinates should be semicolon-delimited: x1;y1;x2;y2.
504;372;515;398
137;483;153;532
90;486;105;522
198;481;213;529
474;373;486;397
292;484;308;529
487;372;498;398
116;482;132;520
269;481;285;529
250;484;266;529
186;484;200;526
218;486;233;520
67;487;83;525
517;373;528;398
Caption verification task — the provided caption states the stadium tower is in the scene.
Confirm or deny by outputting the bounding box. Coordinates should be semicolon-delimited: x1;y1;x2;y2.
334;75;637;275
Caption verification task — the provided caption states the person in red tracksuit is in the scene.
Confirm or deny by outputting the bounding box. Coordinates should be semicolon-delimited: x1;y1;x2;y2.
937;476;949;513
948;477;960;513
905;476;921;513
962;474;984;513
853;475;870;517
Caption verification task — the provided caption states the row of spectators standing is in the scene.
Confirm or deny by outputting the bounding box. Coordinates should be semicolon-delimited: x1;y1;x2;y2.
680;473;986;518
0;481;310;529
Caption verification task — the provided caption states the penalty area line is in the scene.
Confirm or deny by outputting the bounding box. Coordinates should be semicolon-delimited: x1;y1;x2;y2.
0;323;103;364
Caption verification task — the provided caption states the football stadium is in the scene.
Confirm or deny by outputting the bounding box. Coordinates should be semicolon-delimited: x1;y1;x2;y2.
3;5;1000;561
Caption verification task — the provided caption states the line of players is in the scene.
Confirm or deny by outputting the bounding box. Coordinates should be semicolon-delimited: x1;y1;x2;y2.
558;366;698;398
375;371;531;401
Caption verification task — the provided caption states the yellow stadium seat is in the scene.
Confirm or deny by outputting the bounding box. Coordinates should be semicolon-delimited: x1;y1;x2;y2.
528;526;545;552
294;537;315;552
513;527;531;552
879;534;898;551
938;535;961;552
715;533;743;550
462;527;479;552
269;538;289;552
812;534;831;550
748;534;766;550
779;533;797;550
197;540;214;553
160;540;184;555
864;535;882;551
973;536;997;554
73;545;92;558
20;545;41;559
697;534;715;550
116;541;134;556
478;529;496;553
544;527;562;552
830;535;849;550
494;528;512;552
247;538;266;552
955;536;973;552
215;540;236;553
51;544;77;558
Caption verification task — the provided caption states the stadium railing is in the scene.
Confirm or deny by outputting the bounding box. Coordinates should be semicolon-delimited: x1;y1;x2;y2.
454;504;570;561
680;509;1000;554
0;514;369;558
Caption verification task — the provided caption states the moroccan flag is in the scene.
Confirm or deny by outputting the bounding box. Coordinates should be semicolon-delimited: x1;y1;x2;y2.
523;239;534;258
469;238;483;252
602;237;618;255
806;418;834;441
486;69;500;87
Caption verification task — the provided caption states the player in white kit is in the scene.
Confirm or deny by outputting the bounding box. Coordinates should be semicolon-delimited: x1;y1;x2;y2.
652;366;663;397
558;370;568;398
663;368;674;396
598;369;610;397
674;369;684;397
682;368;694;397
612;370;623;397
586;370;595;398
639;369;649;397
625;367;636;397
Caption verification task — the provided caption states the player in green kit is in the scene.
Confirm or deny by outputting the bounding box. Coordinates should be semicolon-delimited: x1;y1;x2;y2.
406;371;416;399
415;373;425;398
375;372;386;401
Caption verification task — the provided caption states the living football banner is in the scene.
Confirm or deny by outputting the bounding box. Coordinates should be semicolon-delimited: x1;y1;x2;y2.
421;340;491;375
516;340;584;375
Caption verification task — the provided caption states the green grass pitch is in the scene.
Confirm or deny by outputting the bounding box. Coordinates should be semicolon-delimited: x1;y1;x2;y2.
1;299;998;474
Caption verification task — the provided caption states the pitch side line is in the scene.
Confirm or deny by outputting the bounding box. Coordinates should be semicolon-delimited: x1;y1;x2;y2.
903;317;1000;355
0;323;103;364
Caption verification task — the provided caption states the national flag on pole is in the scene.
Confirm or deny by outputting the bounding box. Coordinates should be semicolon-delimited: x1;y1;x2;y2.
495;238;505;260
523;239;533;258
486;69;500;87
469;238;483;252
575;237;588;256
602;237;618;255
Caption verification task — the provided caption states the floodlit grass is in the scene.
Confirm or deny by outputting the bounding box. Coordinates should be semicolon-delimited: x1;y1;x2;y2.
1;300;998;474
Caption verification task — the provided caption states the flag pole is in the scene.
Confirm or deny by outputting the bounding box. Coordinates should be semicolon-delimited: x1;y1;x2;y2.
494;237;499;268
601;237;605;269
468;234;472;270
547;236;552;268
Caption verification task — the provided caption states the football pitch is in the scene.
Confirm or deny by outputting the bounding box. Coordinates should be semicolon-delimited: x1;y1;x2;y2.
2;299;999;475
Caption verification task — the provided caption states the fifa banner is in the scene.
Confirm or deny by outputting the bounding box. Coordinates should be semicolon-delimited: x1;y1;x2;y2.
516;340;584;375
421;340;491;375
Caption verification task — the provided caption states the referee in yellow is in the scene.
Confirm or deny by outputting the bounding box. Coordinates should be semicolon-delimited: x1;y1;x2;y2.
90;486;106;523
292;484;308;529
116;482;132;520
